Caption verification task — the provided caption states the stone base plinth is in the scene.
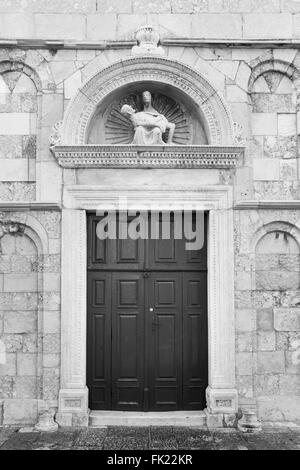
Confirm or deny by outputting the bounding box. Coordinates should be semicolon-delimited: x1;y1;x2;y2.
57;387;89;427
206;386;238;415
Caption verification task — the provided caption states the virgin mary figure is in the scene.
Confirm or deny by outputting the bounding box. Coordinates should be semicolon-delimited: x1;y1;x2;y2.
121;91;175;145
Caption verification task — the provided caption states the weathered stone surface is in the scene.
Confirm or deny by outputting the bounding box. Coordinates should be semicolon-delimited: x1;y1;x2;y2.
172;0;208;13
263;136;297;159
0;182;36;201
43;310;60;334
236;332;255;352
42;368;59;400
4;311;37;334
254;374;280;396
4;273;38;292
285;351;300;374
34;212;61;239
244;13;292;39
35;14;86;40
274;308;300;331
43;334;60;354
39;292;60;311
257;309;274;331
254;181;300;200
257;396;300;421
257;331;276;351
10;255;32;274
22;334;37;353
0;376;15;399
235;309;256;332
0;353;16;376
237;375;253;398
252;94;294;113
256;271;300;291
279;374;300;395
43;353;60;368
15;377;37;399
236;352;254;375
3;334;23;352
257;351;285;374
31;255;61;273
3;399;38;425
17;353;37;376
280;159;297;181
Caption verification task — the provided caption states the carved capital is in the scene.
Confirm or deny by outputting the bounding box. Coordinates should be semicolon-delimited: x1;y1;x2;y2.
0;221;25;253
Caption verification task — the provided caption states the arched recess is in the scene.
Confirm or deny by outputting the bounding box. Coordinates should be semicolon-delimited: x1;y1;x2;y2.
249;59;300;92
0;61;42;94
0;213;52;424
251;220;300;254
61;56;235;146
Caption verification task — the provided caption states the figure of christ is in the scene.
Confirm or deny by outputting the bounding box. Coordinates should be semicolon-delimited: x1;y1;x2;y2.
120;91;175;145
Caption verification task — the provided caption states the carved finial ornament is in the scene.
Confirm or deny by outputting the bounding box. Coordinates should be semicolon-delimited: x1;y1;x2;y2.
132;25;164;56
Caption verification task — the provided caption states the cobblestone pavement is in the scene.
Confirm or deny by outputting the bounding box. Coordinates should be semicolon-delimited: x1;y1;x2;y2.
0;426;300;450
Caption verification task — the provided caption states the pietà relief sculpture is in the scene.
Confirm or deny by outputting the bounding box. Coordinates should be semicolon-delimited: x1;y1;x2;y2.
121;91;176;145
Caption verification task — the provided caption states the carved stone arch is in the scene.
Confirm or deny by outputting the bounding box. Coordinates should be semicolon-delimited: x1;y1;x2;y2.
250;220;300;254
0;60;42;93
61;56;235;146
248;59;300;93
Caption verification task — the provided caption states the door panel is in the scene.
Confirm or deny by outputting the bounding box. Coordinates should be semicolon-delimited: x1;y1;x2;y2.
87;213;208;411
148;273;183;410
111;273;145;410
87;272;112;409
183;272;208;409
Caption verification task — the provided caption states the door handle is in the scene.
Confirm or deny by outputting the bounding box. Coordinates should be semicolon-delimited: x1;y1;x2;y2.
143;272;150;278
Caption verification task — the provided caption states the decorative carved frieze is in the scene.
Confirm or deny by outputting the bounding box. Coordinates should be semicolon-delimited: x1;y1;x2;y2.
52;145;244;169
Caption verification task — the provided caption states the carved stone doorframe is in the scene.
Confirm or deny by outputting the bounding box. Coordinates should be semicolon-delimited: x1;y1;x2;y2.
56;185;237;427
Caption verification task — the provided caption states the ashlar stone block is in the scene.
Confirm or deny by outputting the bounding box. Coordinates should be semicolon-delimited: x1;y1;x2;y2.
3;399;38;425
17;353;37;376
4;311;37;334
252;113;277;135
35;14;86;40
243;13;292;39
257;331;276;351
0;353;16;376
235;309;256;332
257;351;285;374
274;308;300;331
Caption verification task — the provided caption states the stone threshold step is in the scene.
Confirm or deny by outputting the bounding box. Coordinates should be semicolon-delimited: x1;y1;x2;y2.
89;411;207;428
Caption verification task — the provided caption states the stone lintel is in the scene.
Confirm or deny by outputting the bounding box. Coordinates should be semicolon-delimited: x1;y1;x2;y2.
53;145;244;170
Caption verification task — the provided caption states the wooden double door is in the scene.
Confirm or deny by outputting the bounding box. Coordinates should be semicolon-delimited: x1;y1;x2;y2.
87;213;208;411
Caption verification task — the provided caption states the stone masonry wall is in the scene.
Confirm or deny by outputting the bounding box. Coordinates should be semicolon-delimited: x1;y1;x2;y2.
0;0;300;425
234;209;300;420
0;211;61;425
1;1;300;41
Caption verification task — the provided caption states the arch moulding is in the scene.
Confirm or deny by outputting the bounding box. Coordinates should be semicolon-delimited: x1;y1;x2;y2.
62;56;234;147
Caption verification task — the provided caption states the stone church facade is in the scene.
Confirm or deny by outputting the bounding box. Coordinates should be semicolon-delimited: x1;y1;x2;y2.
0;0;299;428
